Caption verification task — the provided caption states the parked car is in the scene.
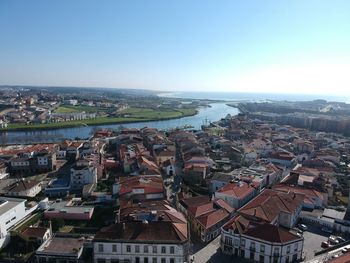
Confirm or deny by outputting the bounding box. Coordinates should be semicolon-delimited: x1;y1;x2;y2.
337;236;346;243
298;224;307;231
329;236;340;245
342;248;348;254
321;241;330;248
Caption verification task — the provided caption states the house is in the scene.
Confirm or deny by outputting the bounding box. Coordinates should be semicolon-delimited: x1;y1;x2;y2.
60;141;83;161
45;177;70;197
162;159;176;176
44;198;94;220
214;180;260;210
4;179;42;197
70;160;97;190
138;156;161;175
178;195;234;243
239;189;304;229
117;199;179;223
267;151;297;168
20;226;52;246
154;148;175;167
272;184;327;209
221;214;304;263
35;236;85;263
9;149;57;175
93;221;190;263
113;175;165;202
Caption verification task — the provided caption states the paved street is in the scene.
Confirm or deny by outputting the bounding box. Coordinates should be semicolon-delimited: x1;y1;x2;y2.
302;224;329;261
192;236;249;263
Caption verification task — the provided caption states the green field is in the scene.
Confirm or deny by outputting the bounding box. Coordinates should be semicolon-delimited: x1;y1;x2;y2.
54;105;104;113
1;107;198;131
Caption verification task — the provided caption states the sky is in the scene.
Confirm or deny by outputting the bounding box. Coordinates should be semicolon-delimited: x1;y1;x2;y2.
1;0;350;95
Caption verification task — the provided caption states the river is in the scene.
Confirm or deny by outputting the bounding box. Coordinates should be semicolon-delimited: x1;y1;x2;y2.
0;103;239;145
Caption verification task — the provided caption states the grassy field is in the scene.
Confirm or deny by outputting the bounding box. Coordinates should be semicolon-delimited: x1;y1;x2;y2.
1;107;198;131
54;105;104;113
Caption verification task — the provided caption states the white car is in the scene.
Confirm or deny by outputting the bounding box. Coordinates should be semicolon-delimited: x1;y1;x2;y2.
298;224;307;231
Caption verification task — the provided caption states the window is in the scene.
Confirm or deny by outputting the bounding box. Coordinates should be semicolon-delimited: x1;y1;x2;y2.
144;258;149;263
241;239;245;246
144;245;149;253
225;236;232;246
170;246;175;254
161;259;166;263
135;257;140;263
111;260;119;263
152;258;157;263
259;255;264;263
135;245;140;253
161;246;166;254
250;251;254;259
234;239;239;246
153;246;157;253
126;245;131;252
293;254;298;261
250;242;255;250
97;260;106;263
170;259;175;263
260;245;265;253
112;244;117;252
294;243;298;252
98;244;104;252
287;245;290;253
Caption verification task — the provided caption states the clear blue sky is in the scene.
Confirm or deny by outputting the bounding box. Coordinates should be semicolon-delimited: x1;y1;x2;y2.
1;0;350;95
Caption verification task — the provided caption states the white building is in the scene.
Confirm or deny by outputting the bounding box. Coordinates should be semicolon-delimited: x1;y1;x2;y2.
93;221;190;263
221;215;304;263
70;161;97;190
0;197;35;248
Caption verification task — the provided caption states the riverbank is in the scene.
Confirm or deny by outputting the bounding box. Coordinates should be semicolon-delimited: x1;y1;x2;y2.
0;108;198;131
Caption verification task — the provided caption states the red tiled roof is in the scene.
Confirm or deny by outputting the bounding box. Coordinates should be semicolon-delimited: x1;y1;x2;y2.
216;181;258;200
223;214;253;233
118;176;164;196
196;208;229;229
244;223;301;243
188;202;216;218
4;180;40;193
213;199;235;214
21;227;49;239
179;195;211;209
272;184;324;203
239;189;304;223
94;221;188;242
223;214;301;243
